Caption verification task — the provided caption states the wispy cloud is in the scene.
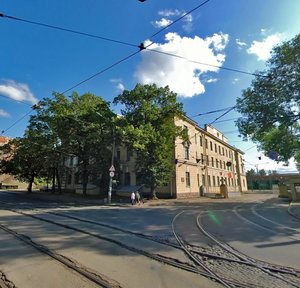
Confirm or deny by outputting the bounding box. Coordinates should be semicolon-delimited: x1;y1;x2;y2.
0;80;37;104
110;78;125;93
247;34;281;61
205;78;218;83
151;18;173;28
0;109;10;118
152;9;193;33
158;9;181;17
135;32;229;97
235;38;247;49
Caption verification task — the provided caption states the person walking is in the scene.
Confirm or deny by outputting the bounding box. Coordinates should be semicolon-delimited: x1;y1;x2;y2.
130;191;135;205
136;191;141;205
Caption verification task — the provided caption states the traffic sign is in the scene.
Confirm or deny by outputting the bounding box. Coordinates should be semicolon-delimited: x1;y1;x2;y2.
109;171;115;177
109;165;115;172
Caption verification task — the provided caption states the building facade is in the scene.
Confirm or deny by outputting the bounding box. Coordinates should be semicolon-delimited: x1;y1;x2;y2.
111;116;247;198
172;116;247;198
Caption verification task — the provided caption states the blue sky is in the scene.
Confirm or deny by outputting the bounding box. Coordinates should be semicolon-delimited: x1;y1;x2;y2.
1;0;299;173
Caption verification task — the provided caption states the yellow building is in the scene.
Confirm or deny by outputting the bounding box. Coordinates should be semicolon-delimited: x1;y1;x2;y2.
115;116;247;199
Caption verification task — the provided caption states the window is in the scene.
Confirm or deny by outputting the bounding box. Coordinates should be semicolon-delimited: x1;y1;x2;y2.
217;176;220;186
225;149;228;157
215;143;217;152
222;147;224;155
197;173;200;187
117;150;121;160
184;143;190;160
205;139;208;149
219;145;221;154
201;153;204;164
213;176;216;186
125;172;131;185
195;133;197;144
208;175;211;187
126;148;131;161
210;141;213;151
216;159;219;168
211;157;214;167
206;155;209;166
202;174;205;186
220;161;222;169
186;172;190;187
200;135;203;147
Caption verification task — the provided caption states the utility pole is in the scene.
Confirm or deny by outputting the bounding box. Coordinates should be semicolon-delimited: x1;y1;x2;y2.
108;127;115;204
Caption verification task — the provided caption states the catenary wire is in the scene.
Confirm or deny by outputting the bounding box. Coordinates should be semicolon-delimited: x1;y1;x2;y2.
0;13;137;48
147;48;268;78
1;1;211;135
191;107;234;117
0;94;33;107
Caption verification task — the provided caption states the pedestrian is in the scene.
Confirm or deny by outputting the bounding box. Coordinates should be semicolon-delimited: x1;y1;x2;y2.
130;191;135;205
136;191;141;205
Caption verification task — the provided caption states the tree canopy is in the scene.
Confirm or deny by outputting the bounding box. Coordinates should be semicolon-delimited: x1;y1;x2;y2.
114;83;185;198
236;33;300;168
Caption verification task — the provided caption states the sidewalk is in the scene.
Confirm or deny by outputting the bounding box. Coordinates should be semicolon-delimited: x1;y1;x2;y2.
289;201;300;219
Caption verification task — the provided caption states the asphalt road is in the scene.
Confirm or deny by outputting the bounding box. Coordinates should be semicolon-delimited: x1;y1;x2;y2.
0;190;299;288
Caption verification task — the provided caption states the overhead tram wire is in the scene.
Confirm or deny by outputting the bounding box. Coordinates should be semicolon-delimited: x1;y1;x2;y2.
1;110;33;135
149;0;211;39
146;49;268;79
191;106;234;117
0;13;137;48
1;1;211;134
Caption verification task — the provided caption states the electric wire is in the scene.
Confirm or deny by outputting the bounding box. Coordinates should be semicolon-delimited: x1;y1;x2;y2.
1;110;32;135
149;0;211;39
147;48;268;78
191;107;234;117
0;13;137;48
0;94;33;107
1;1;211;135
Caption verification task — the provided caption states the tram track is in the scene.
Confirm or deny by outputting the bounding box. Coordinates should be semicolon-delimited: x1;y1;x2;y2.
0;200;228;287
172;210;300;288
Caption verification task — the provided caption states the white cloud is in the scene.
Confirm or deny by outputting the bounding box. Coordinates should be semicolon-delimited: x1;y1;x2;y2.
0;109;10;118
154;9;193;33
158;9;181;17
152;18;173;28
182;14;193;33
244;150;298;174
117;83;125;92
247;34;281;61
206;78;218;83
110;78;125;93
236;38;247;49
135;32;229;97
0;80;37;104
232;78;240;84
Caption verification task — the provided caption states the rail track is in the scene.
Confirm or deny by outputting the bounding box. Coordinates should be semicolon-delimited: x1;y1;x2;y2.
172;210;300;288
0;200;226;287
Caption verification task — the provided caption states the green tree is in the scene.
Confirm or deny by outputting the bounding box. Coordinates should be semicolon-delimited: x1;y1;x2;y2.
28;92;116;196
0;132;50;193
114;84;185;199
236;34;300;168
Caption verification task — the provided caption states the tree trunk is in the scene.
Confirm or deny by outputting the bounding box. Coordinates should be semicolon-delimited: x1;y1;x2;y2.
82;162;88;197
150;186;158;199
27;173;34;193
52;167;56;193
56;166;62;194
